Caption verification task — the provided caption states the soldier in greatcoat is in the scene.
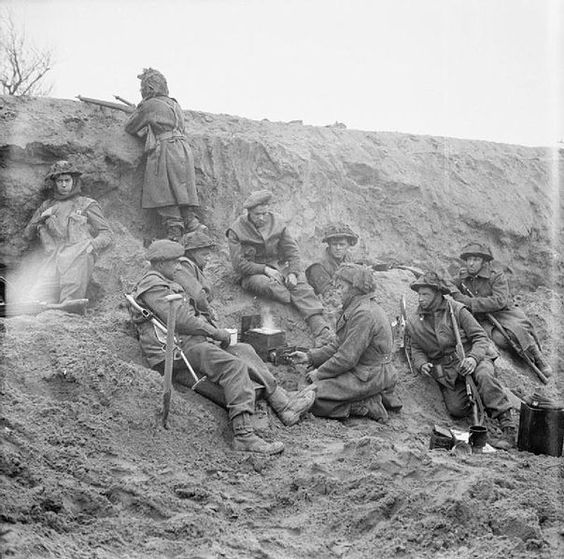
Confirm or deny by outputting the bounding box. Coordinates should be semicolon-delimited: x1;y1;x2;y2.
125;68;203;241
23;160;113;308
406;271;515;447
451;242;552;377
290;263;401;422
226;190;332;345
130;240;315;455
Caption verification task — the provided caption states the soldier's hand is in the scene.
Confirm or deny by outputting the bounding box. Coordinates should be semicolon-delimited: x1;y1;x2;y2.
459;357;477;376
288;350;310;365
305;369;320;384
285;273;298;289
264;266;284;284
40;207;55;220
420;363;434;377
215;329;232;349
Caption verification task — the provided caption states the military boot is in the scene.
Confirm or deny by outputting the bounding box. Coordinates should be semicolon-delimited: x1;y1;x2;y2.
528;345;553;378
306;314;334;347
231;412;284;454
184;215;209;235
349;394;389;423
267;386;316;427
381;388;403;413
490;409;516;450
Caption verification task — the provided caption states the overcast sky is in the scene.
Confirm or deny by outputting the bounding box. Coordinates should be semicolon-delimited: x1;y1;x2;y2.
5;0;563;147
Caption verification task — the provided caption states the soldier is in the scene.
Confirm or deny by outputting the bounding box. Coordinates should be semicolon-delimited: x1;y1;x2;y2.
131;240;315;455
290;263;402;422
226;190;332;345
22;160;113;309
305;222;359;300
125;68;204;242
451;242;552;377
406;272;515;447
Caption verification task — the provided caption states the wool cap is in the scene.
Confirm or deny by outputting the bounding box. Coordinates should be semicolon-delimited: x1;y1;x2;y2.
146;239;184;262
243;190;273;209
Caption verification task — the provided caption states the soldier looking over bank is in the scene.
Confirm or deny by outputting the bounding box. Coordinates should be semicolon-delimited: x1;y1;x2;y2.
22;160;113;310
226;190;332;346
125;68;204;242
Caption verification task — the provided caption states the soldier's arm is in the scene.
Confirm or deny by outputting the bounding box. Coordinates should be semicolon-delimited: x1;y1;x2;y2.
406;322;431;372
22;202;49;241
124;101;152;135
467;271;511;313
226;230;267;277
305;263;332;296
140;286;220;339
85;201;113;253
459;307;489;362
278;227;301;275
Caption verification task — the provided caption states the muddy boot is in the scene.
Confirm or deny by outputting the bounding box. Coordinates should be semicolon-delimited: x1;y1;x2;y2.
167;224;184;242
350;394;389;423
306;314;334;347
231;412;284;454
490;409;516;450
381;388;403;412
267;386;316;427
528;345;553;378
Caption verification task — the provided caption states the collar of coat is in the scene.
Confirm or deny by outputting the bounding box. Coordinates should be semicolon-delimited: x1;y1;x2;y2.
459;261;492;280
341;292;374;316
417;296;448;317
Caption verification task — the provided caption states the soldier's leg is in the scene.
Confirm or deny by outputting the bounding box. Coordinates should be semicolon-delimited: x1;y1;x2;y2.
439;379;472;418
472;359;511;419
180;205;206;234
58;253;94;303
241;275;291;303
288;279;332;344
156;206;184;241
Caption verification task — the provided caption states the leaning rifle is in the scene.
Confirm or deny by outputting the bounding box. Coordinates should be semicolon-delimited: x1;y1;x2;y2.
124;293;207;392
459;282;548;384
77;95;135;113
446;298;484;426
398;295;415;374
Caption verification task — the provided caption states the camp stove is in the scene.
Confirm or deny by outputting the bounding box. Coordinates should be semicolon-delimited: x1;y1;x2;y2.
241;314;286;361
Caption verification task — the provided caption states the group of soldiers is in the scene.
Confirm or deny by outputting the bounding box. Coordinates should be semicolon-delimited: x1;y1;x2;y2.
20;68;553;455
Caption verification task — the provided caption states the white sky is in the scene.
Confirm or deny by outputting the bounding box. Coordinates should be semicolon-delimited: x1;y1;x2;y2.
4;0;564;147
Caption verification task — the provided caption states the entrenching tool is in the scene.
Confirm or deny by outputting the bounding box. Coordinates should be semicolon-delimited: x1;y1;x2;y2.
162;294;182;428
446;299;485;435
459;282;549;384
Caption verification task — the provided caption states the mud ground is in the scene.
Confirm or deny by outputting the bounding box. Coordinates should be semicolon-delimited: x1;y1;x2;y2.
1;255;563;559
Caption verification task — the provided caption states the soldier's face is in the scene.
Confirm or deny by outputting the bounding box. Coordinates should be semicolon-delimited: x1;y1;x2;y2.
465;256;484;275
192;247;212;269
248;205;269;229
157;259;182;280
417;287;439;310
328;238;349;259
335;277;351;304
55;174;74;195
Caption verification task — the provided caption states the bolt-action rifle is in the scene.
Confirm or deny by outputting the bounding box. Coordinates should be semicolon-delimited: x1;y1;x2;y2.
76;95;135;113
397;294;415;374
459;282;548;384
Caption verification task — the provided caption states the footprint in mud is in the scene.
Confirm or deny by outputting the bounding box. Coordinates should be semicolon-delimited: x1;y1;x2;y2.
107;456;151;484
104;486;170;520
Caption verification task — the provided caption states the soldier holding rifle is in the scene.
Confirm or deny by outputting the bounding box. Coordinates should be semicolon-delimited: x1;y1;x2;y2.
451;242;552;379
130;240;315;455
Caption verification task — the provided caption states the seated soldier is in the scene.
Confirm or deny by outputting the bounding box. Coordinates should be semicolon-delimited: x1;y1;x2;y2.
289;263;402;422
226;190;332;345
22;160;113;310
130;239;315;455
451;242;552;377
406;271;515;448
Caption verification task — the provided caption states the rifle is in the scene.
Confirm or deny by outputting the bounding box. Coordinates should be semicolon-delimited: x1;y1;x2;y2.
446;298;484;426
124;293;207;393
76;95;135;113
398;295;415;374
459;282;548;384
113;95;135;107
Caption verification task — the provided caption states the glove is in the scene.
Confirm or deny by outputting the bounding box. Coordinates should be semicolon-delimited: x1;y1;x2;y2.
215;329;232;349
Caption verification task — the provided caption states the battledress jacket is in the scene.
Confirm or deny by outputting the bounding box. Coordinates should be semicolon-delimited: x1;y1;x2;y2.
452;262;538;350
308;293;396;389
406;299;491;387
173;257;216;322
125;95;198;209
226;212;301;279
23;194;113;301
305;249;351;296
133;270;221;367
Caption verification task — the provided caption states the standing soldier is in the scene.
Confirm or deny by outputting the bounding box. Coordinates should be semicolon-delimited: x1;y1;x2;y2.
226;190;332;345
451;242;552;378
23;160;113;309
290;263;401;422
406;272;515;447
130;240;315;454
125;68;203;241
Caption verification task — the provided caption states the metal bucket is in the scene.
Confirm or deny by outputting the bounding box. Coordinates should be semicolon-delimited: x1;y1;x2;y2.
517;402;564;457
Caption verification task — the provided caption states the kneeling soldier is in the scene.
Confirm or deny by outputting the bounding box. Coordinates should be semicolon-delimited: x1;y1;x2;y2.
131;240;315;454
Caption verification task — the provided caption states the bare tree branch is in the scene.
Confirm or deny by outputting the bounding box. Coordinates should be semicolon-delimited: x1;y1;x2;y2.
0;9;54;96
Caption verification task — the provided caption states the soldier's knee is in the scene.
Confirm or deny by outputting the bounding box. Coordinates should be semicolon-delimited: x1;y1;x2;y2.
491;328;510;349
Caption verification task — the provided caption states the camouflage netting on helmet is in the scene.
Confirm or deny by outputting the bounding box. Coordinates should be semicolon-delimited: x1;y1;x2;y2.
138;68;169;98
46;160;82;180
322;222;359;245
334;263;375;294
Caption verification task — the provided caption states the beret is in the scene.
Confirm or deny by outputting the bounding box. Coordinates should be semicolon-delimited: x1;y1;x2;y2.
243;189;273;209
146;239;184;262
